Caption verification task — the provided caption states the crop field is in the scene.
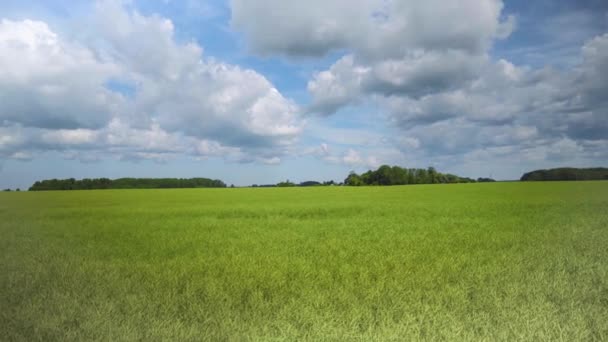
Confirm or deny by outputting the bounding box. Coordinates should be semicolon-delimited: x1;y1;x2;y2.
1;182;607;341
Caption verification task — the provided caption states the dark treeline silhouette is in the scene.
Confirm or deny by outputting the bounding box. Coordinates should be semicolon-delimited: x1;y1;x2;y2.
299;180;337;187
251;180;337;188
276;180;296;187
29;178;226;191
20;167;608;191
25;166;501;191
344;165;476;186
521;168;608;181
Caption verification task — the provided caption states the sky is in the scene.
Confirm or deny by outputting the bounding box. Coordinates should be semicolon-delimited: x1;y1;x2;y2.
1;0;607;189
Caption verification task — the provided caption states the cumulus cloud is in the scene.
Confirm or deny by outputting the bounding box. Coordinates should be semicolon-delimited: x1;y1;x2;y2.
580;34;608;106
2;0;606;180
299;4;607;173
93;1;302;154
308;51;489;115
0;19;121;129
303;143;384;169
291;0;514;115
0;1;303;163
387;53;606;159
230;0;374;57
383;47;607;174
0;118;292;165
231;0;514;58
307;55;367;115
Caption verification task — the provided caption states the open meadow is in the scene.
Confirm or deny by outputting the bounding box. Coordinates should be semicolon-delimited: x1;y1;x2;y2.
1;182;607;341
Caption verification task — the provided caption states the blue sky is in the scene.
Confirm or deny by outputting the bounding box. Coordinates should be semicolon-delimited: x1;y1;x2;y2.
1;0;607;189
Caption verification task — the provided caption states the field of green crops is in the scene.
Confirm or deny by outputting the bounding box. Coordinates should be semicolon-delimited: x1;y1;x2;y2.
1;182;607;341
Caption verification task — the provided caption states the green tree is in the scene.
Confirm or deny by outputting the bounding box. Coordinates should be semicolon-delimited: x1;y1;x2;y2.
343;165;474;186
277;180;296;187
427;167;438;184
344;172;363;186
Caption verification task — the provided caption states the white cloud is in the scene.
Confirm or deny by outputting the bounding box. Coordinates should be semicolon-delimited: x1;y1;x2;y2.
308;29;608;171
231;0;375;57
0;2;303;164
195;139;240;158
1;0;606;181
307;55;367;115
308;51;488;115
295;0;513;115
0;19;121;129
580;34;608;107
9;152;33;161
342;149;363;166
305;143;385;169
41;129;100;146
288;1;607;174
104;119;184;154
231;0;514;58
90;1;302;150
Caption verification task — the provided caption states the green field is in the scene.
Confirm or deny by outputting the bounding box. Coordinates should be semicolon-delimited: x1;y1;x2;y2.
1;182;607;341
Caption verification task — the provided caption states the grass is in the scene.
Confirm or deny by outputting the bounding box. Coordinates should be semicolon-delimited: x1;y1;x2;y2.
1;182;607;341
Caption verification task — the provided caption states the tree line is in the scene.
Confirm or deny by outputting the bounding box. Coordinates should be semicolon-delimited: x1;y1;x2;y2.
16;166;608;192
25;166;492;191
344;165;482;186
260;167;491;188
29;178;226;191
520;168;608;181
251;180;337;187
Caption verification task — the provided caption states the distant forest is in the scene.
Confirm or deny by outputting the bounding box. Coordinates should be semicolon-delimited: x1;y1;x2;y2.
259;165;491;188
26;166;498;191
29;178;226;191
17;166;608;191
343;165;481;186
521;168;608;181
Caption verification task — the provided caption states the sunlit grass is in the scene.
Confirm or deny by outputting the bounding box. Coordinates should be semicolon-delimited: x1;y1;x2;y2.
1;182;607;340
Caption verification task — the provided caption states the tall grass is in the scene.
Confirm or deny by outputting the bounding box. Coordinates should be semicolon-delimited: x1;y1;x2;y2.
1;182;607;340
